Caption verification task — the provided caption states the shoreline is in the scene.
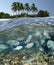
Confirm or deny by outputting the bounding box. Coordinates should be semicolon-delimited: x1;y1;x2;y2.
0;16;54;21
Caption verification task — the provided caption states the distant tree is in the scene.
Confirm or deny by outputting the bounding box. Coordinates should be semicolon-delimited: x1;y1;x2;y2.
20;3;24;13
2;13;10;18
31;3;38;14
11;2;49;17
11;2;18;15
17;2;21;15
0;12;10;18
0;12;4;18
44;11;49;17
37;10;49;17
11;2;23;16
24;3;30;15
37;10;44;17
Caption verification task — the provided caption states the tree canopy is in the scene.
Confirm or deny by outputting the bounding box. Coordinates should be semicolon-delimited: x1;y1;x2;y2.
0;12;10;18
0;2;49;18
37;10;49;17
31;3;38;13
11;2;49;17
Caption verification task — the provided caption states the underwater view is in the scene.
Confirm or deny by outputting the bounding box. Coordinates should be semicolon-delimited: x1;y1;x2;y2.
0;18;54;65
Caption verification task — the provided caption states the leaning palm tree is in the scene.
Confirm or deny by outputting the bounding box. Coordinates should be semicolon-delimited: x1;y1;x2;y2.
31;3;38;14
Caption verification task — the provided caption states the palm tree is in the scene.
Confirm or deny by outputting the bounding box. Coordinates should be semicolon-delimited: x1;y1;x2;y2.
31;3;38;14
24;3;30;15
11;2;21;15
17;2;20;15
11;2;18;15
20;3;24;13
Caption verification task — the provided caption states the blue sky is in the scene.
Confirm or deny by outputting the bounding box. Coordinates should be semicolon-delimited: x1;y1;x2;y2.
0;0;54;16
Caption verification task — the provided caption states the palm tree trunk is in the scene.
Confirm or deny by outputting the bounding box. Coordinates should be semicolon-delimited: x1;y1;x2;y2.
18;10;19;15
16;11;17;18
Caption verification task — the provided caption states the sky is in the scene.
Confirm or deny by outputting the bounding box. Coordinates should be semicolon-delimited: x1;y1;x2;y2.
0;0;54;16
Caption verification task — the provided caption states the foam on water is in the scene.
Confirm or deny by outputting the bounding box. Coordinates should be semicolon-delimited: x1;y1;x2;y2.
0;17;54;31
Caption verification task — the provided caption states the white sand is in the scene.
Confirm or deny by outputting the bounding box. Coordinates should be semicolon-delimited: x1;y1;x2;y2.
0;19;11;21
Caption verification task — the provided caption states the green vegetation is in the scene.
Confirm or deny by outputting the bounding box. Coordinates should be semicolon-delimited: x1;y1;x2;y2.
0;12;10;18
31;3;38;14
37;10;49;17
0;2;49;18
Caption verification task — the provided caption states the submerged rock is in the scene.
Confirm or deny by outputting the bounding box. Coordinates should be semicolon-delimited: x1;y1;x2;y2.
47;40;54;49
25;43;33;48
43;31;50;39
7;40;20;46
34;31;41;36
14;46;23;50
17;37;25;41
25;35;32;43
0;44;8;51
41;39;45;44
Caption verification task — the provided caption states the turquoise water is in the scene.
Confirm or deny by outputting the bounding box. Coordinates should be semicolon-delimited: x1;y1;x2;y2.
0;23;54;54
0;18;54;65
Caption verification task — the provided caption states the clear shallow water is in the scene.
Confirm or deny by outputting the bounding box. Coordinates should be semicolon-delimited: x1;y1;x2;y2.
0;23;54;53
0;18;54;65
0;18;54;53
